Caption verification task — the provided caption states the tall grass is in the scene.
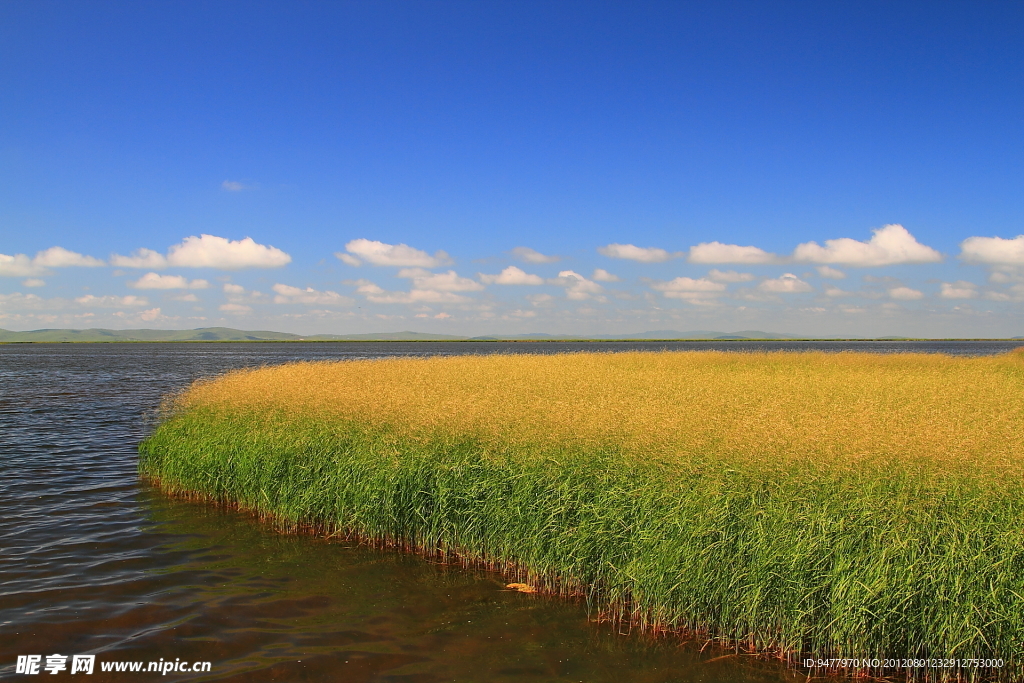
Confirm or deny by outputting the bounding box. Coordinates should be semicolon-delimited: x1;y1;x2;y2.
140;350;1024;680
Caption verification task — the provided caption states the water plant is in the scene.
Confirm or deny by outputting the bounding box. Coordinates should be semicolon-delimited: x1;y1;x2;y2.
140;349;1024;681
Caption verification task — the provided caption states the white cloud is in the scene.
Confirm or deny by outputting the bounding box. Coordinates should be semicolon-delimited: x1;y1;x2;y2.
959;235;1024;265
272;283;353;306
109;248;168;269
511;246;559;264
221;283;265;307
111;236;290;270
825;287;851;297
0;254;43;277
526;293;554;307
478;266;544;285
2;247;104;276
219;303;252;313
34;246;105;268
353;279;470;304
986;283;1024;301
343;238;451;267
598;243;678;263
888;286;924;300
398;268;484;291
989;269;1024;284
129;272;209;289
168;292;199;302
139;307;164;322
688;242;778;264
75;294;149;307
550;270;604;300
939;281;978;299
551;270;590;282
22;278;45;287
664;279;724;293
221;180;246;191
816;266;846;279
167;234;291;269
379;290;469;304
793;224;941;267
336;253;362;267
0;292;46;309
650;277;726;300
707;269;755;283
759;273;813;293
591;268;620;282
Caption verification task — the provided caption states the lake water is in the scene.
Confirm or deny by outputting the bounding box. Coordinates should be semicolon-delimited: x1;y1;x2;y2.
2;340;1020;682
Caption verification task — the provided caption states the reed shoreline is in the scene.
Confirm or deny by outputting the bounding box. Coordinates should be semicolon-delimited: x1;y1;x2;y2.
139;349;1024;681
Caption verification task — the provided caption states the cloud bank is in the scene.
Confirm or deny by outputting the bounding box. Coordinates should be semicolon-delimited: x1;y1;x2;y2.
939;281;978;299
353;279;471;304
759;274;813;293
598;243;678;263
793;224;940;267
888;286;924;300
272;284;352;306
34;247;105;268
651;277;726;300
707;269;755;283
550;270;604;300
688;242;778;264
479;266;544;285
397;268;484;291
341;239;452;267
591;268;620;282
168;235;291;269
959;235;1024;265
112;235;291;270
511;247;559;264
129;273;209;289
1;247;105;276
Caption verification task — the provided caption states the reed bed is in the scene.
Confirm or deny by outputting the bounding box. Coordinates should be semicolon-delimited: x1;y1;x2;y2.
140;349;1024;680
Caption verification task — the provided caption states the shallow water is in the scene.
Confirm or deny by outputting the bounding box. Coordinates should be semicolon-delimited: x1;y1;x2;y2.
2;341;1018;681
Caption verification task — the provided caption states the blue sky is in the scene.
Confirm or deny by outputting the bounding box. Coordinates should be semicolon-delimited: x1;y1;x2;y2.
2;0;1023;337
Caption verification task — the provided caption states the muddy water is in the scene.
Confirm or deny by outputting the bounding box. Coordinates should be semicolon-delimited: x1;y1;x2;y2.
2;341;1018;682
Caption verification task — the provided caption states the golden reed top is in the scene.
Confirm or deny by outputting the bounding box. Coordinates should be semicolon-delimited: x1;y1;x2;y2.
176;349;1024;472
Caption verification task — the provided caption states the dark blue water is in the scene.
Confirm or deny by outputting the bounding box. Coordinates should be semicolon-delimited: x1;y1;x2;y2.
2;341;1017;681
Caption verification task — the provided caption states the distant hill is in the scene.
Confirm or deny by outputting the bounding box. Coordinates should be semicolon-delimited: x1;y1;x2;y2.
3;327;1016;343
0;327;470;342
0;327;305;342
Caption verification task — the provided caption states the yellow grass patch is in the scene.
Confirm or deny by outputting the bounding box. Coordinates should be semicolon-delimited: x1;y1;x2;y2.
176;348;1024;472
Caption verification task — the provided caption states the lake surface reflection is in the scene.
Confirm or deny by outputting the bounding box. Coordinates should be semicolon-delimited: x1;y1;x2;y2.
3;341;1019;681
